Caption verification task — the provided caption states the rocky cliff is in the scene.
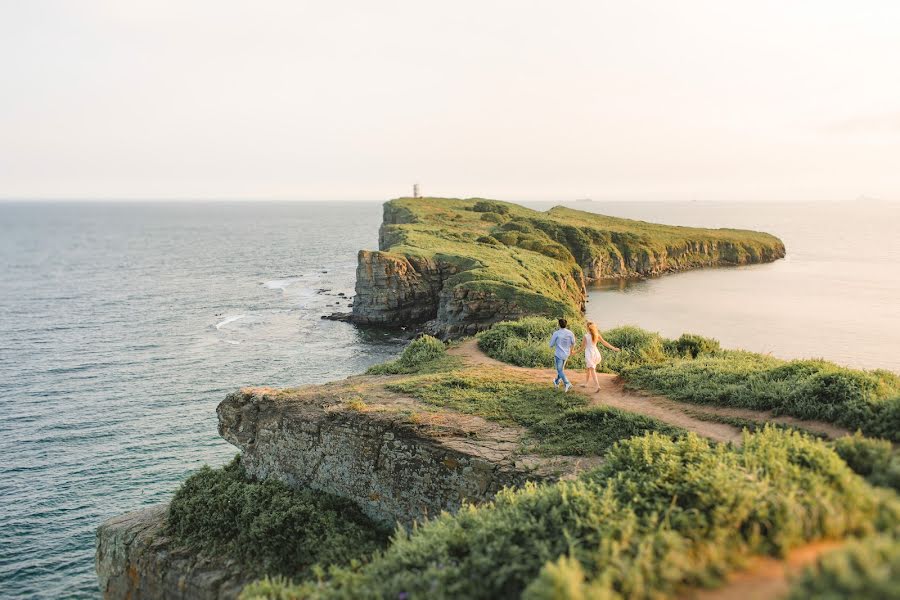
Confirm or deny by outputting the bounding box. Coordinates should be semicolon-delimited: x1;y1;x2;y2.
95;505;249;600
216;384;585;527
349;198;785;337
96;379;592;598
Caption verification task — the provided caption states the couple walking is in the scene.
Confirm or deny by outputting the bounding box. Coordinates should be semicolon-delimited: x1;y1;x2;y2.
549;318;620;393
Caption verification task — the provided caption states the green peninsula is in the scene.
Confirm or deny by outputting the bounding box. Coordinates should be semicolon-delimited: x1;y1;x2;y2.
350;197;785;336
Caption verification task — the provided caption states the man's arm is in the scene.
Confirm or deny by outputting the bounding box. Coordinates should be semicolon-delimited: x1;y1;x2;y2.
548;331;558;348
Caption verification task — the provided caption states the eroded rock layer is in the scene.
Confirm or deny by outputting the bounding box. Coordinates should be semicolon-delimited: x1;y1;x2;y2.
95;505;248;600
216;385;580;527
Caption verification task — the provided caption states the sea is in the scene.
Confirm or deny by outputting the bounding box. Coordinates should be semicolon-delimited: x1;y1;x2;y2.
1;199;898;598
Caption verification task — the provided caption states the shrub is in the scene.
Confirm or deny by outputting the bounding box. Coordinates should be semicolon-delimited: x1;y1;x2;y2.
476;319;667;373
787;533;900;600
664;333;722;358
366;335;455;375
476;317;585;369
241;429;893;600
833;432;900;492
480;212;507;223
472;200;510;214
167;457;388;579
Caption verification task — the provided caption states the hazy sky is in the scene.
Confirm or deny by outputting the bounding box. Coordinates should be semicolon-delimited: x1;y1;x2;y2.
2;1;899;201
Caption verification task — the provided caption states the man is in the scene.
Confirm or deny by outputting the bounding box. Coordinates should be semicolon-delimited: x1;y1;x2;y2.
548;318;577;392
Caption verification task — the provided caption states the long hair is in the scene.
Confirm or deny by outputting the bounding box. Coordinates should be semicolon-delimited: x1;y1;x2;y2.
587;321;599;343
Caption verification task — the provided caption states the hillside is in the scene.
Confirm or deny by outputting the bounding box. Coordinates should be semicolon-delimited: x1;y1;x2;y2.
349;197;785;337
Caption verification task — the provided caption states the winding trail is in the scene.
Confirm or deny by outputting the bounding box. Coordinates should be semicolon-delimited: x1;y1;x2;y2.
450;340;850;444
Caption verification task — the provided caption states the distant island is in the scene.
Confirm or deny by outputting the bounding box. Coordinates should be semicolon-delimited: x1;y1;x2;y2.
347;197;785;337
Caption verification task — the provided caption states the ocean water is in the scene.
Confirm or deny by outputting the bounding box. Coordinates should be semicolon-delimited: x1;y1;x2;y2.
1;200;898;598
0;202;404;599
555;200;899;372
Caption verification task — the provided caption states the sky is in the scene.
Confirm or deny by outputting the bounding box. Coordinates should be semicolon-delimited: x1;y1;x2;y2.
1;1;899;202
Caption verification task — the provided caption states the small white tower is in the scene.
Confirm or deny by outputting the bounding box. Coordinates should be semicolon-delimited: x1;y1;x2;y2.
413;183;420;198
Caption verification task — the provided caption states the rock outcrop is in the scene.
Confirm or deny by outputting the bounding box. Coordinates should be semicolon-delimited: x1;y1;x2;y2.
95;505;249;600
216;385;585;527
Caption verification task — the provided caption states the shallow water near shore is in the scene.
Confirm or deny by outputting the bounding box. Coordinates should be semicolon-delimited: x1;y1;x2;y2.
1;199;898;598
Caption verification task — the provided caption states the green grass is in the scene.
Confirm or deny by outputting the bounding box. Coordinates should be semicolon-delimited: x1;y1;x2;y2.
240;428;898;600
385;370;684;456
622;353;900;442
365;335;461;375
478;317;900;441
833;432;900;492
167;457;389;580
787;533;900;600
477;318;712;372
374;197;784;324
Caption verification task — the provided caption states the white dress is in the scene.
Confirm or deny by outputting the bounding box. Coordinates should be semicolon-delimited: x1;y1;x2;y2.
584;333;602;369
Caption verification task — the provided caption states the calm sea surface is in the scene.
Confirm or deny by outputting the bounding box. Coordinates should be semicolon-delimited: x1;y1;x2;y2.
1;200;898;598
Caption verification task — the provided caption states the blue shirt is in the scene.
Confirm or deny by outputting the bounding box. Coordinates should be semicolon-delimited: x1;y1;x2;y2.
549;328;577;360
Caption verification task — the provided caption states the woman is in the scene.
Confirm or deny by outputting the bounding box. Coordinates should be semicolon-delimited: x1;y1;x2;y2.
574;321;620;393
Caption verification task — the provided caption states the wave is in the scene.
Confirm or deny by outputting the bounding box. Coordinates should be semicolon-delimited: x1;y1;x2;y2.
223;340;241;345
263;279;295;290
215;315;247;330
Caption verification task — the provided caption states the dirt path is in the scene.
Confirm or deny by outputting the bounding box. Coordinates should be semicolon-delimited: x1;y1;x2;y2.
679;540;844;600
450;340;850;444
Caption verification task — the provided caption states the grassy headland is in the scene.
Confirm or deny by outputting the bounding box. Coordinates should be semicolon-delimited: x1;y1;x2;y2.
353;197;785;334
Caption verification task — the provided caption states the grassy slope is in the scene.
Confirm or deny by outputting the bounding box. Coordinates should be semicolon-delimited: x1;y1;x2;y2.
376;197;785;320
241;429;899;600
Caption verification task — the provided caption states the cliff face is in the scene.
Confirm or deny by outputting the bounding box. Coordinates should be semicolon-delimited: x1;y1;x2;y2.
349;198;786;337
95;505;248;600
216;386;580;527
351;250;451;326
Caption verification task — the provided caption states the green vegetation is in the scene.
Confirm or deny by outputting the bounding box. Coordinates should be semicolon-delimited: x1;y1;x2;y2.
386;370;683;456
365;335;460;375
787;533;900;600
833;432;900;492
241;428;897;600
167;457;389;579
478;317;900;441
376;197;784;323
623;353;900;442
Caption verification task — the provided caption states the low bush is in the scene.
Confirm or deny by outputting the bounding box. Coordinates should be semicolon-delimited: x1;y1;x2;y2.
241;429;895;600
366;335;458;375
787;533;900;600
167;457;388;579
664;332;721;358
833;432;900;491
471;199;510;214
476;318;666;372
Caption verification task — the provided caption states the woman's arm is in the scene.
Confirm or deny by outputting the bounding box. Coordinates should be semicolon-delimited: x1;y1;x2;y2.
596;332;620;352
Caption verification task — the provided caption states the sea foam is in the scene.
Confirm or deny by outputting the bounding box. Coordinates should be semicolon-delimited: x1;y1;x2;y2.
215;315;247;330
